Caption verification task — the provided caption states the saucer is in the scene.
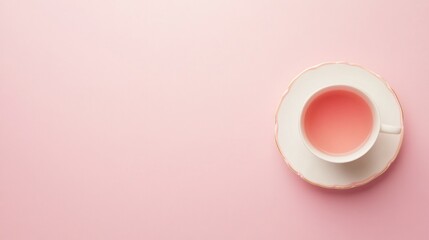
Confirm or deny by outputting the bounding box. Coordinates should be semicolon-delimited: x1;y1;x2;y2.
275;62;404;189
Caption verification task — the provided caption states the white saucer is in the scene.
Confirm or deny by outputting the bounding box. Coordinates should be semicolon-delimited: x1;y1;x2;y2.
275;62;404;189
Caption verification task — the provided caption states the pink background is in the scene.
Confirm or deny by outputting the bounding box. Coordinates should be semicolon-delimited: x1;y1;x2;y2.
1;0;428;239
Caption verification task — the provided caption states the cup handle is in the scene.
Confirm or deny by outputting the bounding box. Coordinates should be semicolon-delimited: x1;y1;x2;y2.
380;124;402;134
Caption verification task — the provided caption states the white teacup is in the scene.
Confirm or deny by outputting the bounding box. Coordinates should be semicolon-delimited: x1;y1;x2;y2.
300;85;401;164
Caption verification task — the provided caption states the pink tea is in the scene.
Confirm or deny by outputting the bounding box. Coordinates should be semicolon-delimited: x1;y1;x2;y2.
303;89;373;155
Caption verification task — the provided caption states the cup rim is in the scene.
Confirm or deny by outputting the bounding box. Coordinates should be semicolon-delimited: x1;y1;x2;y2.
299;85;380;164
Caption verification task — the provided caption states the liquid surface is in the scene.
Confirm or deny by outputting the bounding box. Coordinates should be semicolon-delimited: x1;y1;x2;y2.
303;89;373;155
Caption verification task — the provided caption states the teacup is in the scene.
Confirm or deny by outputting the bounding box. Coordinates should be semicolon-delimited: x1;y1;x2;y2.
300;85;401;163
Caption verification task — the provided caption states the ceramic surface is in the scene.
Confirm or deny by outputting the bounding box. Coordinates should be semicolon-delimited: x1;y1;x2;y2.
275;62;404;189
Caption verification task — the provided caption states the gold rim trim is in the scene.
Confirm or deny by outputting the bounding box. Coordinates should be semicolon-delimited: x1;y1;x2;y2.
274;61;405;190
